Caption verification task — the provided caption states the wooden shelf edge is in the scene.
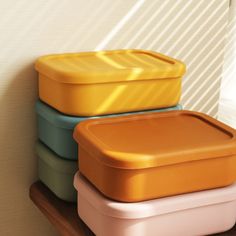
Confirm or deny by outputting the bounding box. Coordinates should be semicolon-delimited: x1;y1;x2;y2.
29;181;93;236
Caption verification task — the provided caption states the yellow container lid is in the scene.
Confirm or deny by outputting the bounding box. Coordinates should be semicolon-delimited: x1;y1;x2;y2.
35;49;186;84
74;110;236;169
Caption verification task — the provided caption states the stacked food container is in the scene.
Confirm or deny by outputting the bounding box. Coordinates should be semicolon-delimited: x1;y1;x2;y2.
35;49;236;235
34;50;182;202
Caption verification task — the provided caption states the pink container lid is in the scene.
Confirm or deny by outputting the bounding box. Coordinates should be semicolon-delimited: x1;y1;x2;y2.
74;172;236;219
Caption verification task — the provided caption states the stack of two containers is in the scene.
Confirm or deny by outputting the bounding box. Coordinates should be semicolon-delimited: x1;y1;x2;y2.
35;50;236;236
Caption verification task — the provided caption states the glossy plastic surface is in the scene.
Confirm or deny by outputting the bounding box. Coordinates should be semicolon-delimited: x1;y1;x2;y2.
74;110;236;202
35;49;186;84
36;49;185;116
74;172;236;236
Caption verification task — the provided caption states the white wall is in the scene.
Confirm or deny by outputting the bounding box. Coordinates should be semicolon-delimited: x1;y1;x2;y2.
0;0;229;235
219;0;236;127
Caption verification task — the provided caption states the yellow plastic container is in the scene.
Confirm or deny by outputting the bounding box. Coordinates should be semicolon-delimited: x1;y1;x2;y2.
35;49;186;116
74;110;236;202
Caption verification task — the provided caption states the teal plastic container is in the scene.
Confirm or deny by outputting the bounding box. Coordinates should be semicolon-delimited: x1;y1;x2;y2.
36;141;77;202
36;100;182;160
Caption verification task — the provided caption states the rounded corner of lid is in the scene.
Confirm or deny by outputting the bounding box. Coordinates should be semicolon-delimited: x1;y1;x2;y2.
182;110;203;116
181;63;187;73
181;110;214;121
34;60;41;71
73;171;80;190
35;54;48;64
174;61;186;76
73;126;79;141
73;121;88;139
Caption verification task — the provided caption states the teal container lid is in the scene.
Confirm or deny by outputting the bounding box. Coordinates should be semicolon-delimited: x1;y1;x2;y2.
36;101;84;129
36;100;183;130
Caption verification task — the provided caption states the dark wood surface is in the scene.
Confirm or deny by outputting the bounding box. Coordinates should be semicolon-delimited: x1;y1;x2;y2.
30;181;94;236
30;181;236;236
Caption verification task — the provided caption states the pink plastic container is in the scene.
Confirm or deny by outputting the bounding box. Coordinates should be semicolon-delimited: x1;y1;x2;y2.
74;172;236;236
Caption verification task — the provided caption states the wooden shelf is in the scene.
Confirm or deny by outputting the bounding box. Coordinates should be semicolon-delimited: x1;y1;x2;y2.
30;181;236;236
30;181;94;236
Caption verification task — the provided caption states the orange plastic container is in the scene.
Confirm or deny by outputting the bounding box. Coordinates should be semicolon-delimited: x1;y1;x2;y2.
74;110;236;202
35;49;185;116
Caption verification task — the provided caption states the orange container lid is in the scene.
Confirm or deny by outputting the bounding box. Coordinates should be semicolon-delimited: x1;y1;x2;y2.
74;111;236;169
35;49;186;84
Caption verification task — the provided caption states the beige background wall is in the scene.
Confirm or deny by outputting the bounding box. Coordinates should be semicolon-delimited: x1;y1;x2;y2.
219;0;236;127
0;0;230;235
